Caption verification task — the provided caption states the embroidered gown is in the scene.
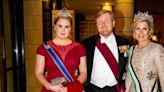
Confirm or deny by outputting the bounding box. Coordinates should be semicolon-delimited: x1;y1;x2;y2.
125;42;164;92
36;41;86;92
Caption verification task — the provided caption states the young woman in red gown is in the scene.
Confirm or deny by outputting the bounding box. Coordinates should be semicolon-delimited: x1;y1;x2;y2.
35;8;87;92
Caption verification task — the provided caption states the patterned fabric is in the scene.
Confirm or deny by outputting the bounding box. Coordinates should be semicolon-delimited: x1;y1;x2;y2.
125;42;164;92
37;40;86;92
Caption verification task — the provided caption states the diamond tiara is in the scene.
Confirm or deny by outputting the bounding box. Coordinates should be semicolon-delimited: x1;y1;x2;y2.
56;7;72;18
134;11;153;24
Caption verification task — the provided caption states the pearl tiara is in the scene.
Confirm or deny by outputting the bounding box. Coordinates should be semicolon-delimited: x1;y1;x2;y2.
134;11;153;24
56;7;72;18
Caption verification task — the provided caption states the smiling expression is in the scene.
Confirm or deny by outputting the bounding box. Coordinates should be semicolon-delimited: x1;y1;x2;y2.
133;21;151;43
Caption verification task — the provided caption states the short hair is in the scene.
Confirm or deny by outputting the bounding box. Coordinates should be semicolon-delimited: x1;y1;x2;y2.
95;10;115;21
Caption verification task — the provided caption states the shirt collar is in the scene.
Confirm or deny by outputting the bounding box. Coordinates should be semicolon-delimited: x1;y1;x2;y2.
100;33;114;44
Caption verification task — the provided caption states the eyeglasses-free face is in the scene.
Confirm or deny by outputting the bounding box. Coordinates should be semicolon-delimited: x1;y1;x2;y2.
54;18;71;39
96;13;115;38
134;21;150;42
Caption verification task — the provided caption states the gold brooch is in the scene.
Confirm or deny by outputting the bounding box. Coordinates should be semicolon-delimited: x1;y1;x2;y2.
119;45;129;53
119;45;130;57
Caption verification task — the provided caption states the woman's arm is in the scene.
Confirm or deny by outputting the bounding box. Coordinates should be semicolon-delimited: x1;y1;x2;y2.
155;45;164;92
35;54;48;88
77;56;87;84
35;54;64;92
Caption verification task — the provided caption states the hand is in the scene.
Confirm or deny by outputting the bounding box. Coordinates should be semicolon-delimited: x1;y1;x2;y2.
48;84;66;92
58;85;67;92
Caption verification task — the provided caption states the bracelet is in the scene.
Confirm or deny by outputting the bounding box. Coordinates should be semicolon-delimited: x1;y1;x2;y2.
45;82;52;90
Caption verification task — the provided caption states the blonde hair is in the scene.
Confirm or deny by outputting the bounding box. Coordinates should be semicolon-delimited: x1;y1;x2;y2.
95;10;115;21
132;12;154;39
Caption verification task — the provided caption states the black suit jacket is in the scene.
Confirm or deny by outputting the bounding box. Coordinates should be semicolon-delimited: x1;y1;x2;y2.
81;34;131;86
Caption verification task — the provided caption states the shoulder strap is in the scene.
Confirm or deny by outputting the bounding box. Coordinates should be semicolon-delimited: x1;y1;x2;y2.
43;42;74;83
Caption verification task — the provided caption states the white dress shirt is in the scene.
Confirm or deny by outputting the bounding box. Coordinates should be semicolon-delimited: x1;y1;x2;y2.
90;33;119;88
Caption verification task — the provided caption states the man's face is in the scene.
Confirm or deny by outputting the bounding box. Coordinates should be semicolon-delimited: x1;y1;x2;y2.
96;13;115;38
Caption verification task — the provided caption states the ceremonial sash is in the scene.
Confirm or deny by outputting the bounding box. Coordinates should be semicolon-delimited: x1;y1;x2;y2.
96;38;127;92
43;42;74;83
128;46;159;92
96;38;118;79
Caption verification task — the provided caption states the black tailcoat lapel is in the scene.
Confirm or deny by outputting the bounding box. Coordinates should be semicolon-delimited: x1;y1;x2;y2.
81;35;100;82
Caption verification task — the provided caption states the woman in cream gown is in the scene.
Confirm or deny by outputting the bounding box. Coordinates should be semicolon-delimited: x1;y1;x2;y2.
125;12;164;92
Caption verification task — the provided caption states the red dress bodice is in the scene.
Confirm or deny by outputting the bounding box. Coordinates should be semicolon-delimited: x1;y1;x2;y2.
36;40;86;92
